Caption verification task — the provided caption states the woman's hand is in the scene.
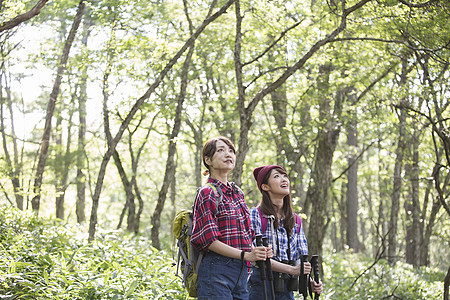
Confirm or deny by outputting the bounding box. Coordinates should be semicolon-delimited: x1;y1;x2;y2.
244;246;272;262
302;262;311;275
310;279;323;294
291;261;311;276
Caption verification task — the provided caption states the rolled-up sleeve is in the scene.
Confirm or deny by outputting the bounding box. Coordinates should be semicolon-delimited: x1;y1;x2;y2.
191;187;221;251
250;208;262;238
297;225;308;256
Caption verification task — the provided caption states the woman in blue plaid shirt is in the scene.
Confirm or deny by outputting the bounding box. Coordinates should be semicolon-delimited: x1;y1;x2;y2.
248;165;322;300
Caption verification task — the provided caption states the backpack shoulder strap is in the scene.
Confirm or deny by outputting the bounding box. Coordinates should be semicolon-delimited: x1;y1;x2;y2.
204;182;223;214
294;213;302;234
257;206;269;234
258;206;302;235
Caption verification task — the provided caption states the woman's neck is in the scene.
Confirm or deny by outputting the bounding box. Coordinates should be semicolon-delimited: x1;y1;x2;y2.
271;196;284;219
210;170;229;185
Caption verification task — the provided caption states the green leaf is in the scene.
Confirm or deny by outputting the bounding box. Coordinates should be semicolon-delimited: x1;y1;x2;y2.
124;279;139;297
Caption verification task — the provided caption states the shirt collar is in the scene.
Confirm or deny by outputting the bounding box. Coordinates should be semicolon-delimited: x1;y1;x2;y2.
207;177;236;194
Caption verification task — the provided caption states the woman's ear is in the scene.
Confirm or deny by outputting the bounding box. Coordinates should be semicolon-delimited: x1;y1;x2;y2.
205;156;211;166
261;184;270;191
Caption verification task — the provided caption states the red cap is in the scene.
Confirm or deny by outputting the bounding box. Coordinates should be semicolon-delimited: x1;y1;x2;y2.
253;165;285;192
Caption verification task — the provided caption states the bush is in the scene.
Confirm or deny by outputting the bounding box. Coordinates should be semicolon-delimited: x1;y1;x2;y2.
0;206;189;299
1;206;444;299
318;251;444;300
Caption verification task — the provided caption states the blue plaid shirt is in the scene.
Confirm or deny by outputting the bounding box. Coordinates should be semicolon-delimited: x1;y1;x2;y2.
250;207;308;263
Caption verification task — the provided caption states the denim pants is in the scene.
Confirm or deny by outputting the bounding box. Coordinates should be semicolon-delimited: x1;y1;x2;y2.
197;252;249;300
247;267;294;300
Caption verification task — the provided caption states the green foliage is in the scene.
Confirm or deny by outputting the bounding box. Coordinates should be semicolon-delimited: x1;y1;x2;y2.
0;206;188;299
321;252;444;300
1;207;445;300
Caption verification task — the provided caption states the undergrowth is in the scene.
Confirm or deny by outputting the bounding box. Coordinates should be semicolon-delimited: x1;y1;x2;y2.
0;207;185;299
0;206;445;299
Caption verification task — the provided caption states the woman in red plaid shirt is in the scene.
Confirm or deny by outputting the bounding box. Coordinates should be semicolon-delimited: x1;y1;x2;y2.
191;136;270;300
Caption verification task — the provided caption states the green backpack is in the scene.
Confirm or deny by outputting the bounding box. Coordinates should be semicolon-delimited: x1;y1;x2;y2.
173;183;223;298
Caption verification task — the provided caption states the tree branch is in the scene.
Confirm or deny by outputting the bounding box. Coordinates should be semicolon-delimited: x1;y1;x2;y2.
246;0;373;114
0;0;50;33
332;141;376;182
397;0;438;8
242;19;304;67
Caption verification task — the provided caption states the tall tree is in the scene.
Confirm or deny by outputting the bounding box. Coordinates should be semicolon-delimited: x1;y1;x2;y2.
75;14;92;224
306;62;343;258
231;0;372;186
31;0;85;214
150;0;196;249
127;114;157;233
0;31;23;209
404;121;420;266
88;0;237;242
101;22;136;232
346;88;359;252
388;56;411;265
54;98;74;219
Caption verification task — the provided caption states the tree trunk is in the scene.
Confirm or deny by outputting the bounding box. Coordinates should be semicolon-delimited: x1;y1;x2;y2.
101;37;136;232
113;152;135;231
444;265;450;300
388;108;406;265
419;163;447;266
0;61;23;209
130;113;158;233
388;58;409;266
76;14;92;224
170;157;177;235
377;139;389;257
129;123;154;233
405;129;420;266
336;181;346;251
54;108;73;220
151;33;195;249
346;90;359;252
306;62;342;259
31;0;85;214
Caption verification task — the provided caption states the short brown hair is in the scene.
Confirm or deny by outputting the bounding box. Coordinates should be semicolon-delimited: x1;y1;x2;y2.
202;136;236;171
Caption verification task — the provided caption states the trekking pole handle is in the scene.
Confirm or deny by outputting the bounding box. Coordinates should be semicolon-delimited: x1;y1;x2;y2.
262;237;272;279
262;236;276;300
299;254;309;299
310;255;320;300
255;234;266;280
255;234;268;300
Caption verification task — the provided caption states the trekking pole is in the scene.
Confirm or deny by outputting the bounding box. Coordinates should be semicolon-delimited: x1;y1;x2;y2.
310;255;320;300
255;234;268;300
299;254;308;300
262;237;276;300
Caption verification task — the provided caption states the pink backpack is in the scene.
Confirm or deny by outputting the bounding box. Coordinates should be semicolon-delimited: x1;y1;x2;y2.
257;206;302;234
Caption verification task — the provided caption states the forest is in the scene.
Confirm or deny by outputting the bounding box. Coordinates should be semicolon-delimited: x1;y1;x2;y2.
0;0;449;299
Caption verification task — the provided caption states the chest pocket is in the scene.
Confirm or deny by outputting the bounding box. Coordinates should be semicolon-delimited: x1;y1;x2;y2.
216;196;247;228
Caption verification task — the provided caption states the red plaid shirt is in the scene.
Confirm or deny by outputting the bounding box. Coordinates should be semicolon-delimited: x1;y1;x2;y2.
191;177;253;252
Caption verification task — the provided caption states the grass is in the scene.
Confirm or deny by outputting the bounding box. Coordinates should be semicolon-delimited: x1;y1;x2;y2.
1;206;445;299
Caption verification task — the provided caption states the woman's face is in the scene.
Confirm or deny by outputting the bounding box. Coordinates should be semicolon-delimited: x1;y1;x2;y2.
264;169;290;197
205;140;236;172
